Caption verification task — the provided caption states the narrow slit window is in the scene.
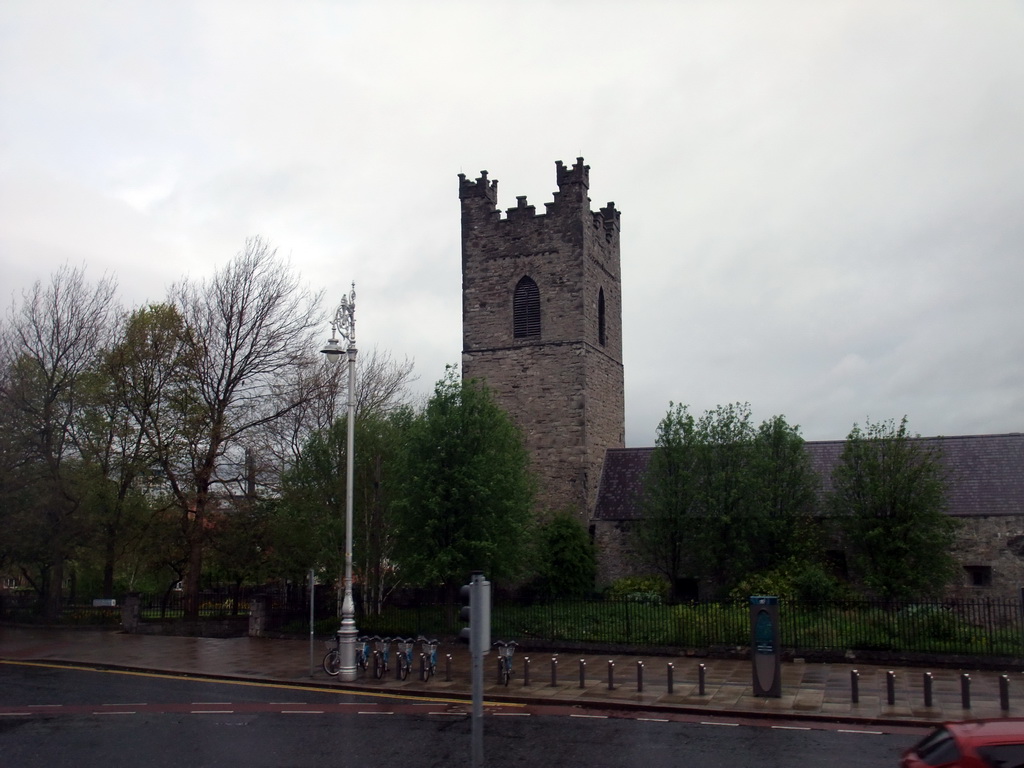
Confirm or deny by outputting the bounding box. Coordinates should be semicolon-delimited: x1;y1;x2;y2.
513;276;541;338
598;288;606;346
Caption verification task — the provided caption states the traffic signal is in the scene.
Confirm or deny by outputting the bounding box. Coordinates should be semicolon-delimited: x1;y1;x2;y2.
459;571;491;655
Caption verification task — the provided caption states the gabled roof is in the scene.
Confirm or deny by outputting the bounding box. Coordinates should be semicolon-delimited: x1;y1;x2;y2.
592;433;1024;521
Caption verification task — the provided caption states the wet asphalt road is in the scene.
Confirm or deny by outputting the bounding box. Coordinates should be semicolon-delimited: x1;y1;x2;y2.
0;664;916;768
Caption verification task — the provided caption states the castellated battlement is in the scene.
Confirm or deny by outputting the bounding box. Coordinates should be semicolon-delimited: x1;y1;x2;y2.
458;170;498;205
458;158;620;242
556;157;590;188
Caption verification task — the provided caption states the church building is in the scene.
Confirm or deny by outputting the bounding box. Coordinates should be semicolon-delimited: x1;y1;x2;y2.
459;159;1024;600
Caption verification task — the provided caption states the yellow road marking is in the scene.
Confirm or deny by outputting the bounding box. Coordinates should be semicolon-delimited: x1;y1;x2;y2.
0;659;523;708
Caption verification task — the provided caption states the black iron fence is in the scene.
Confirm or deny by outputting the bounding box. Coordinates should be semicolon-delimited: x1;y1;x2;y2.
5;589;1022;657
0;586;257;624
295;596;1024;657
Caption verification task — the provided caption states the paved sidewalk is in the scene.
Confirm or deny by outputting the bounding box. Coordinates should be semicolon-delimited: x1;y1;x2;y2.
1;626;1020;727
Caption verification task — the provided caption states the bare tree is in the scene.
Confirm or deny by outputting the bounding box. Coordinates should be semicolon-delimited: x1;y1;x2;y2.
0;265;118;617
354;345;418;416
255;344;417;478
147;237;323;618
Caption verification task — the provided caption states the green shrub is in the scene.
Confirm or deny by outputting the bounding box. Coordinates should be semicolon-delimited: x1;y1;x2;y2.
729;560;844;602
526;510;597;598
606;575;670;604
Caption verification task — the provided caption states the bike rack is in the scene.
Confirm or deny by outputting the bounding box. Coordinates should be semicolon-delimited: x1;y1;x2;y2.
396;638;415;680
493;640;518;685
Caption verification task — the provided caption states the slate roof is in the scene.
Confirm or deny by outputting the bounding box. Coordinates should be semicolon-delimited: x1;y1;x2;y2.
592;433;1024;521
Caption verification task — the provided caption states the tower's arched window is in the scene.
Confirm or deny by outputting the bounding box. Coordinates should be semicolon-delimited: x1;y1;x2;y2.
598;288;606;346
513;276;541;339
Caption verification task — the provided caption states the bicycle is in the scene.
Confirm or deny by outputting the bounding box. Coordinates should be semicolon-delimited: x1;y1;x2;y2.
372;636;391;680
356;635;370;671
322;634;342;677
494;640;518;686
322;634;372;676
418;636;439;680
395;638;415;681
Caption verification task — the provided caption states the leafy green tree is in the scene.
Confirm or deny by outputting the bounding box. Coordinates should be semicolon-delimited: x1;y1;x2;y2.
72;315;167;599
830;417;959;599
750;415;821;569
688;402;762;590
207;496;275;613
635;403;821;598
528;509;597;598
277;407;413;614
0;265;118;616
632;403;700;598
392;368;533;594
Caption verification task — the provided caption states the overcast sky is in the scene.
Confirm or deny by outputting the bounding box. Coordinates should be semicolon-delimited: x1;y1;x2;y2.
2;1;1022;447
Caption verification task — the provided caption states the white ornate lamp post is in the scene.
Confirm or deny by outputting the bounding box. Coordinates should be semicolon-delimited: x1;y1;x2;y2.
320;282;358;681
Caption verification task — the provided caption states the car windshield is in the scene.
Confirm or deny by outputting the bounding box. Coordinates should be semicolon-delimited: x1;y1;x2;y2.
912;727;961;766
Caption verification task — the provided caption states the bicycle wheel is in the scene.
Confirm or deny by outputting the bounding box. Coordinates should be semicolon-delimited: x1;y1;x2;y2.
501;663;511;686
373;652;385;679
399;655;410;681
323;649;341;677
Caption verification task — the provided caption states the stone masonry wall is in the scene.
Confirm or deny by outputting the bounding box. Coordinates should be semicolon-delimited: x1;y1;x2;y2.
460;159;624;523
948;516;1024;600
594;515;1024;600
592;518;640;587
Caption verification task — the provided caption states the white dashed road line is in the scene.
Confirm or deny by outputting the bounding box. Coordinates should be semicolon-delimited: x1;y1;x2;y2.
838;729;884;735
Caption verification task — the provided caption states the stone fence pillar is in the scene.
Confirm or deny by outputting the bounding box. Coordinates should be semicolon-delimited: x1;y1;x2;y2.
121;593;141;633
249;595;269;637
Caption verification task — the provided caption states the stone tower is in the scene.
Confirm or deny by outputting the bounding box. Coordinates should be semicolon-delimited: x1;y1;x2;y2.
459;158;625;521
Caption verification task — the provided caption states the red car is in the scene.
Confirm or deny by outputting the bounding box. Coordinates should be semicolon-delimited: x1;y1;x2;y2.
901;719;1024;767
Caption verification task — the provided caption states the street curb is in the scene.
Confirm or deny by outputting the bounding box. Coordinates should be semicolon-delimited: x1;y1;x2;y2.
18;657;940;730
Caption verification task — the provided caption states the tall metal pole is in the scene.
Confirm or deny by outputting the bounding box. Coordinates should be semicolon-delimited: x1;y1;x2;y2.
309;568;315;677
339;328;357;681
321;283;358;682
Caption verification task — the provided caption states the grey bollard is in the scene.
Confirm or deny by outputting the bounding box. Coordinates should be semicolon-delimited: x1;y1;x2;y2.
887;671;896;706
961;674;971;709
851;669;859;704
1001;675;1010;712
550;656;558;687
699;663;706;696
608;660;615;690
667;663;674;695
637;661;644;693
579;659;586;689
524;656;530;687
924;672;933;708
445;653;452;682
